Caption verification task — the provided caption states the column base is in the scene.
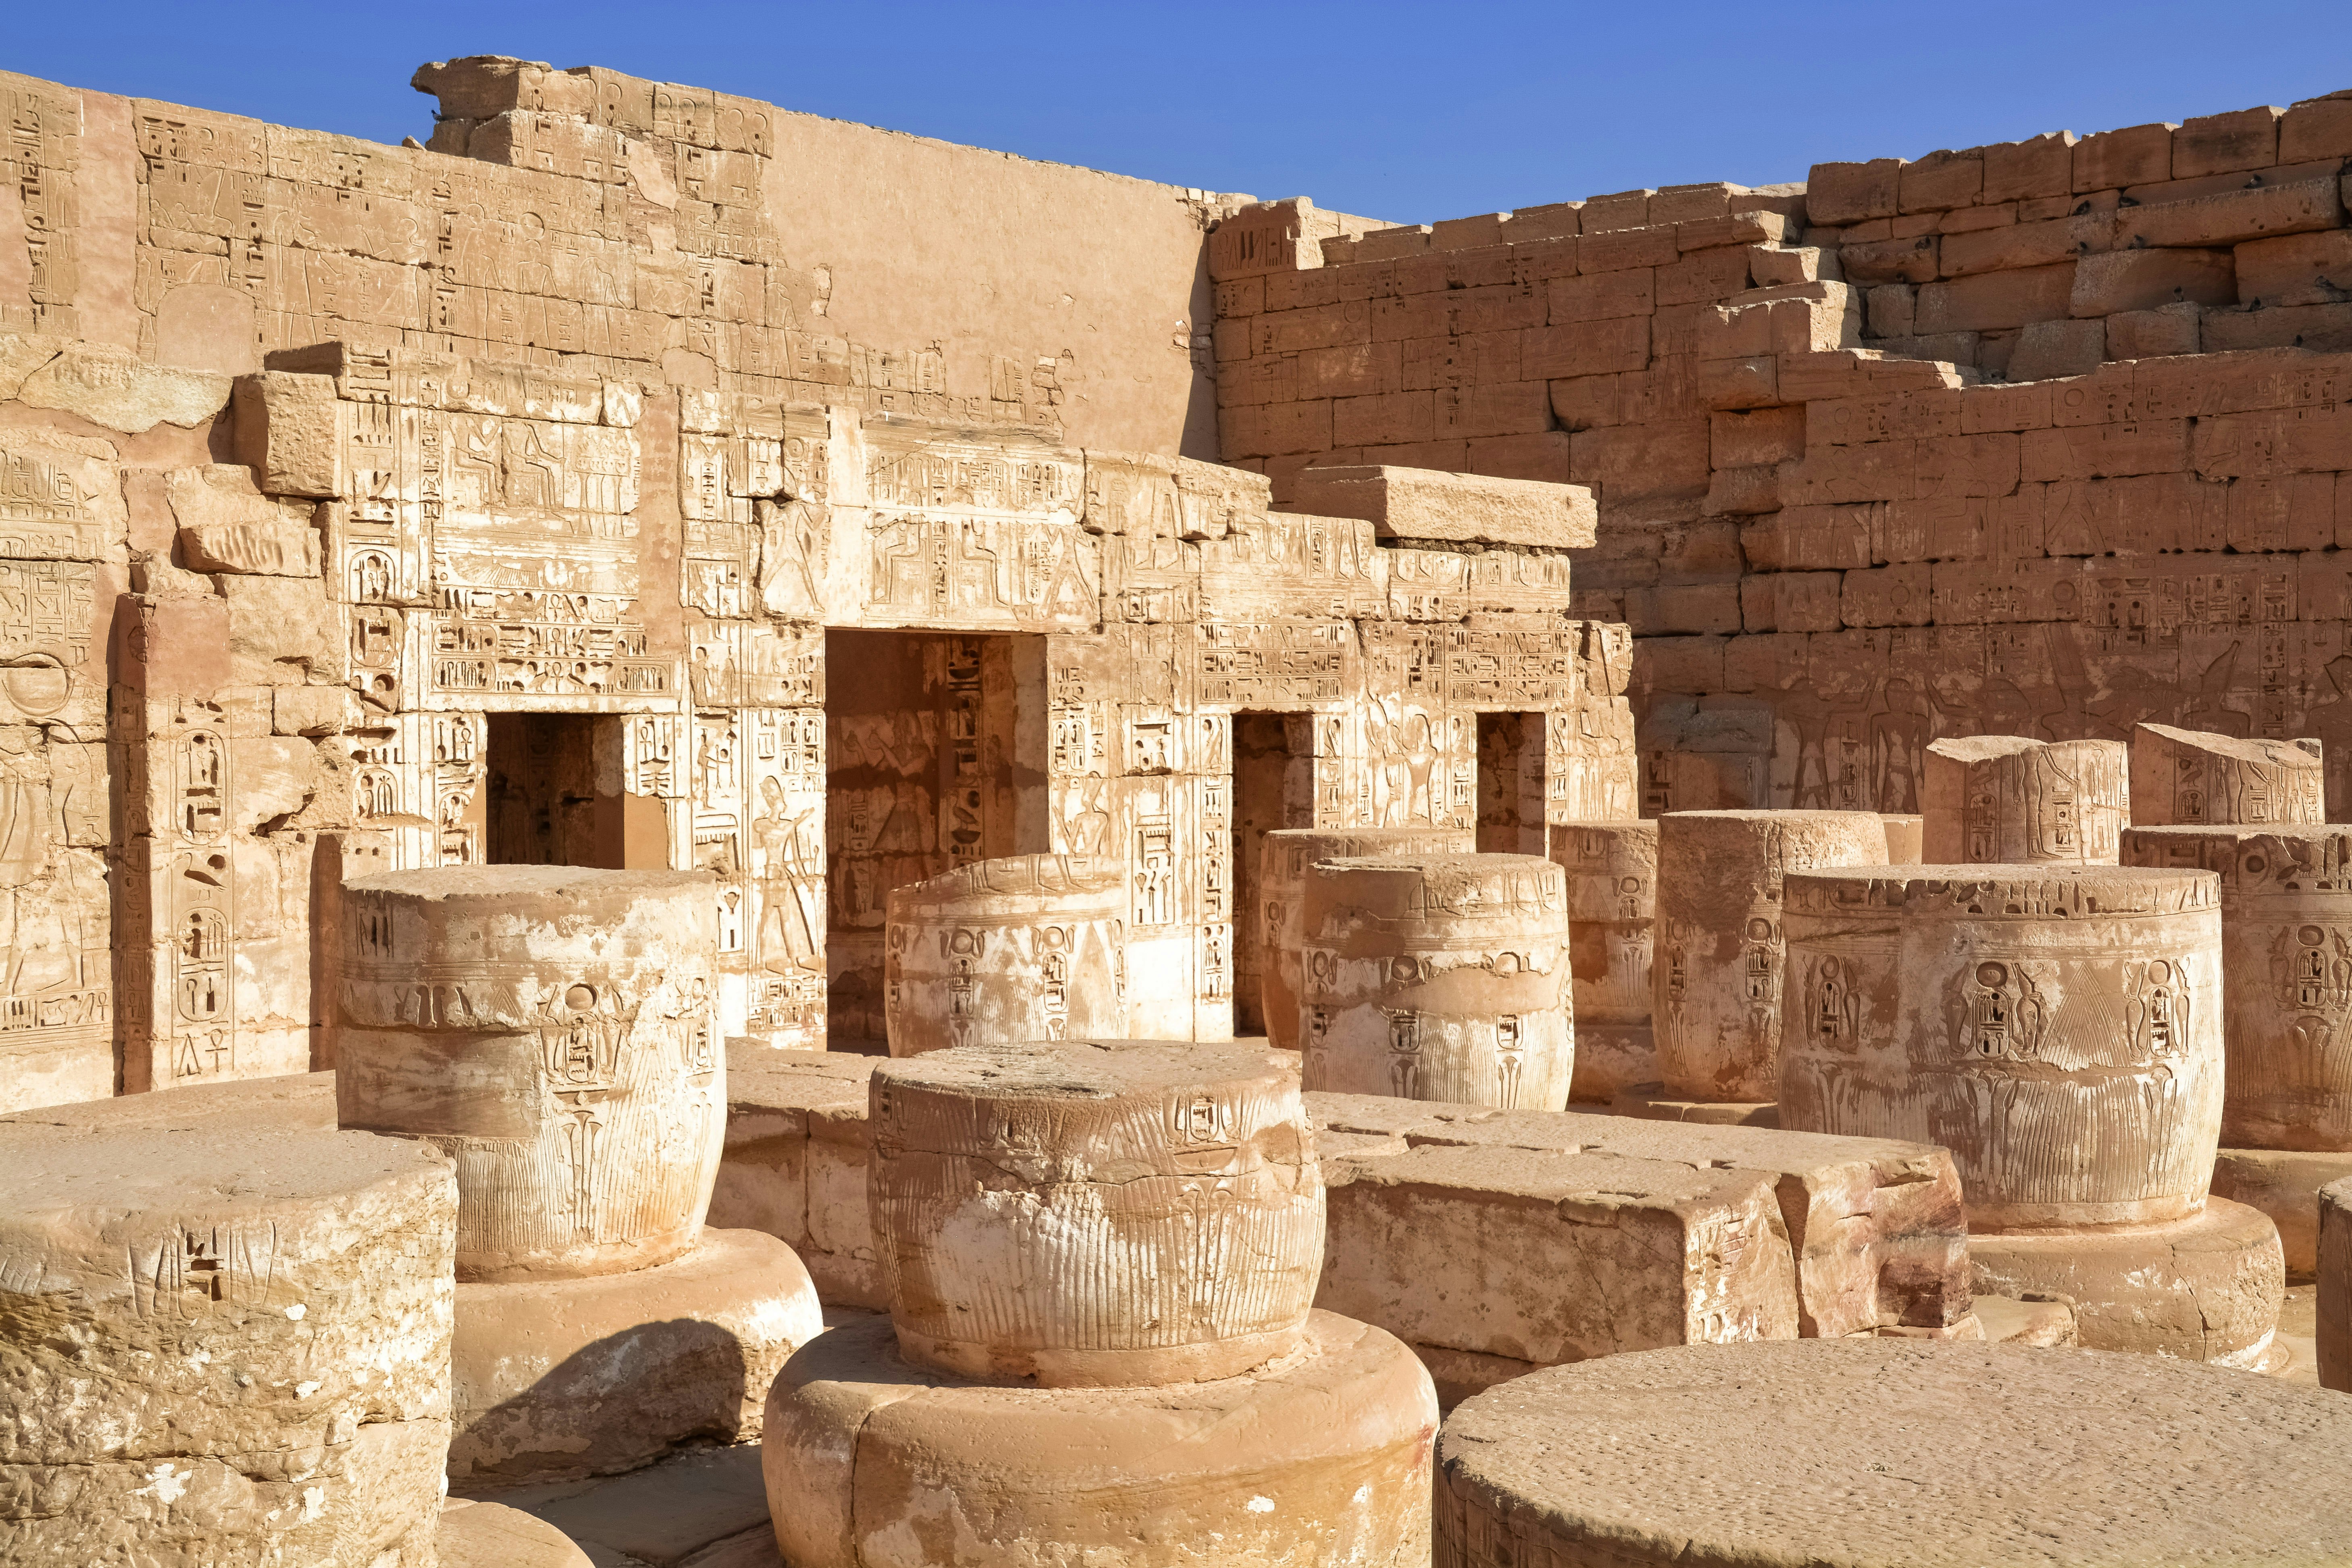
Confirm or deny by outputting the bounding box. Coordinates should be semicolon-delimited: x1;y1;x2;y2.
437;1499;592;1567
1568;1022;1658;1107
1967;1197;2285;1369
2210;1147;2352;1280
764;1309;1437;1567
451;1228;825;1484
1610;1081;1779;1127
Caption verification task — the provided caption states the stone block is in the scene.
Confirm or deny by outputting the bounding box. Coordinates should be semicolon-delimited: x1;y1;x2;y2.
1288;464;1596;548
1807;158;1904;226
2234;228;2352;308
1259;827;1474;1051
1914;264;2075;333
1316;1142;1800;1394
2129;723;2324;826
2326;1174;2352;1387
2210;1148;2352;1278
2116;174;2344;249
2006;318;2106;382
2282;93;2352;162
2173;106;2282;178
2070;248;2236;317
2106;302;2203;359
436;1499;594;1568
18;342;231;435
2074;121;2178;192
231;371;343;497
1922;735;2129;864
882;854;1125;1056
1841;235;1938;284
1898;149;1982;213
1983;131;2080;202
1937;214;2112;278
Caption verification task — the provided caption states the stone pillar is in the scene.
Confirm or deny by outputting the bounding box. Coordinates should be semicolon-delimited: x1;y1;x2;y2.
763;1039;1439;1566
2124;825;2352;1275
1779;864;2283;1367
2131;723;2324;826
870;1041;1323;1385
1298;853;1574;1110
1548;819;1658;1104
1921;735;2129;864
0;1125;456;1566
1644;810;1886;1116
1879;813;1923;864
1258;825;1471;1049
882;854;1126;1057
2323;1177;2352;1391
333;866;823;1483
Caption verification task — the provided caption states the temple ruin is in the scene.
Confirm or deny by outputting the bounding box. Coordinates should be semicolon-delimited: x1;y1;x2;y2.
7;43;2352;1566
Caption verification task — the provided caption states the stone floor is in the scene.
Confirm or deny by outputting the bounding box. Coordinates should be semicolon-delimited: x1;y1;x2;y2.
466;1293;2326;1565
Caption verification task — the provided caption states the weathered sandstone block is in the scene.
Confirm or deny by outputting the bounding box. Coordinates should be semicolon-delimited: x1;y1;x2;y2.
0;1126;456;1567
765;1310;1437;1568
1287;464;1598;548
2213;1147;2352;1277
1436;1341;2352;1568
2130;722;2323;826
1652;810;1887;1103
882;854;1126;1057
1307;1093;1971;1347
448;1226;823;1483
1299;854;1574;1108
1879;812;1923;863
871;1040;1324;1386
2123;825;2352;1151
1780;864;2223;1229
1967;1198;2283;1368
710;1052;886;1307
1549;820;1656;1102
1315;1141;1800;1402
438;1498;595;1568
1921;735;2129;864
1260;826;1473;1050
2322;1175;2352;1389
336;866;725;1283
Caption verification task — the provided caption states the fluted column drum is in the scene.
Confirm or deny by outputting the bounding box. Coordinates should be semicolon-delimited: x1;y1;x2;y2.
1653;810;1887;1103
2125;826;2352;1151
1259;826;1472;1049
883;855;1125;1058
1779;864;2224;1229
1298;853;1573;1108
869;1040;1324;1387
336;866;723;1283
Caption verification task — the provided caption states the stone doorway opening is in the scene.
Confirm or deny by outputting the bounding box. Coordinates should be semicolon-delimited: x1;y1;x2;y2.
484;712;659;868
1477;711;1547;855
1231;712;1315;1036
823;629;1047;1052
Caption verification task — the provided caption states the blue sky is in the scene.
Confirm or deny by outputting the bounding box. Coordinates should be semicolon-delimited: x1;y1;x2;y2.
13;2;2347;222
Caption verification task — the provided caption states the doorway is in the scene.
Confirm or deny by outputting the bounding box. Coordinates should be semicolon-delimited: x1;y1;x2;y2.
1231;712;1315;1036
823;629;1046;1052
1477;711;1546;855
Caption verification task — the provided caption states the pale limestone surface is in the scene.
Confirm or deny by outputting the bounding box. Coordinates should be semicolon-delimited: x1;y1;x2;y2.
2131;722;2325;826
1879;812;1923;862
448;1226;822;1483
1780;864;2225;1229
870;1040;1323;1385
881;854;1126;1057
2215;1147;2352;1277
437;1498;595;1568
1652;810;1887;1103
2124;826;2352;1152
1285;465;1598;549
1548;819;1658;1102
1259;826;1473;1050
710;1051;886;1307
1921;735;2130;865
1299;853;1575;1108
1437;1341;2352;1568
336;866;724;1282
0;1126;456;1567
1315;1141;1800;1400
1307;1093;1972;1345
765;1310;1436;1568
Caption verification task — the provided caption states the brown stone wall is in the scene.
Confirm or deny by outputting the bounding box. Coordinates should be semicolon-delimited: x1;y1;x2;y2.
1210;94;2352;817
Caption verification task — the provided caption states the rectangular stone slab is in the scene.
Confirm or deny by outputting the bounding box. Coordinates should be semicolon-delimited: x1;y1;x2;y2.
1305;1091;1972;1340
1317;1141;1799;1403
711;1053;886;1308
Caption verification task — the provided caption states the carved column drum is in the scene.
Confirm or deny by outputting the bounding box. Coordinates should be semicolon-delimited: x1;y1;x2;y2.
869;1039;1325;1386
1298;852;1573;1108
336;866;724;1283
1779;864;2224;1229
883;855;1126;1058
1259;825;1472;1049
1550;820;1658;1102
1653;810;1887;1103
0;1127;456;1568
2124;826;2352;1151
2130;723;2324;827
1922;735;2129;864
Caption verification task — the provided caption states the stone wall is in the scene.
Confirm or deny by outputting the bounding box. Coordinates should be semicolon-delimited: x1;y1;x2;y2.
1207;93;2352;818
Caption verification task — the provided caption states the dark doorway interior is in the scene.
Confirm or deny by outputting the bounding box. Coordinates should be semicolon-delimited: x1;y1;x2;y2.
1477;711;1546;855
1231;712;1315;1036
485;712;606;866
